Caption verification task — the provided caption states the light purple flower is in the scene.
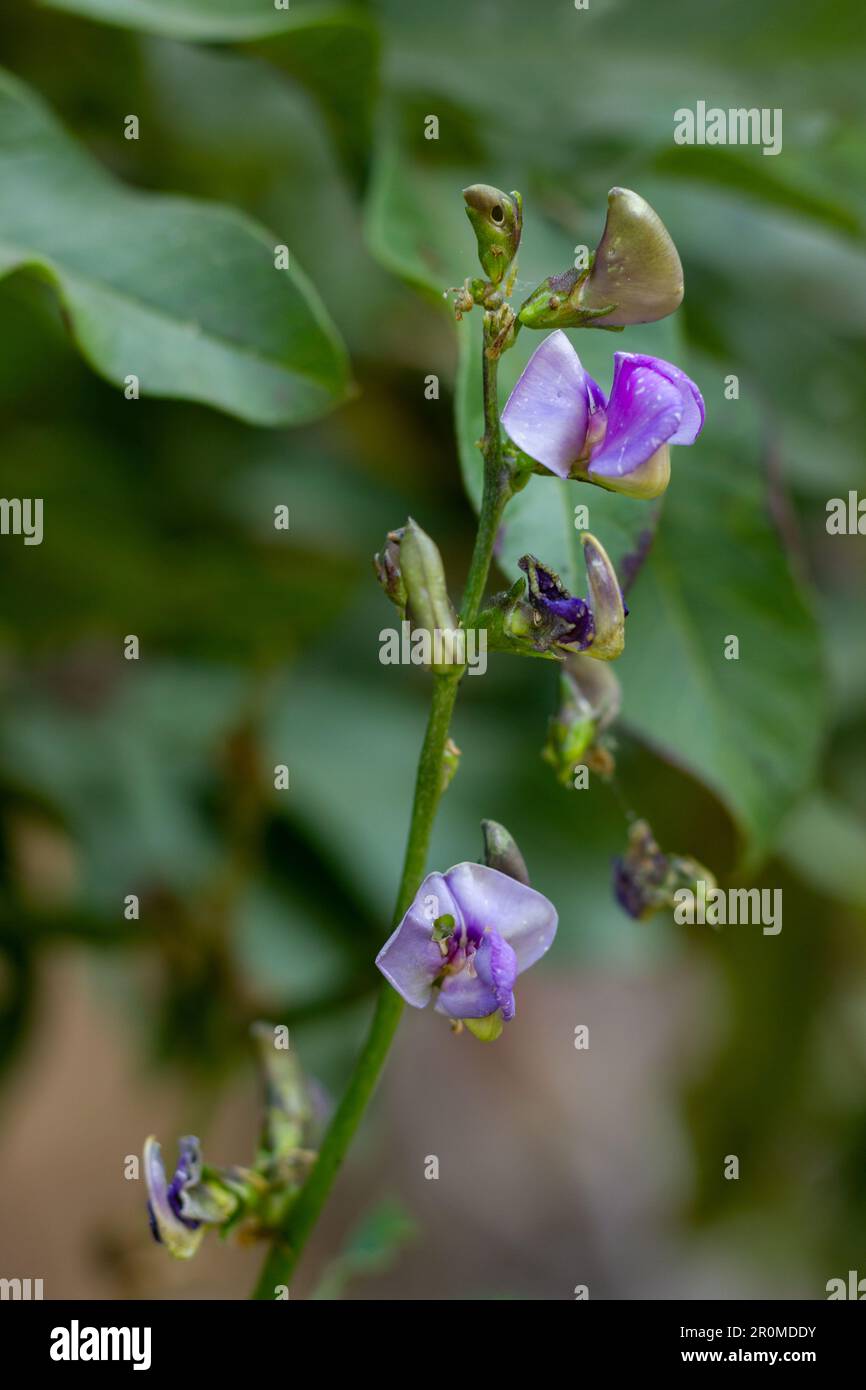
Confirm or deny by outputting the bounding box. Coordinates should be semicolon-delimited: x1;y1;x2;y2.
501;330;704;499
376;862;557;1024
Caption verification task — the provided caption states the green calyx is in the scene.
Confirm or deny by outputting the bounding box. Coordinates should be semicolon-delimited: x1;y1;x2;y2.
464;1010;505;1042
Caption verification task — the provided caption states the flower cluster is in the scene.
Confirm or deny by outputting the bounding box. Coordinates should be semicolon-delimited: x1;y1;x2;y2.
370;180;712;1034
145;1024;318;1261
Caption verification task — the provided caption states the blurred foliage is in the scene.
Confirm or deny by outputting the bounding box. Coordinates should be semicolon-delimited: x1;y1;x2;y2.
311;1196;416;1299
0;0;865;1294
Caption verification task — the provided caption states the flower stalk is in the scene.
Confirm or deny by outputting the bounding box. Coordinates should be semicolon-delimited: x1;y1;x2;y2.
253;302;511;1298
246;177;701;1297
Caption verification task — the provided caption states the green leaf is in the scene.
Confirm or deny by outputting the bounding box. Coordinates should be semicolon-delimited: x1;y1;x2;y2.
311;1198;417;1299
42;0;331;41
364;128;474;299
652;146;861;241
41;1;380;184
778;793;866;911
0;67;350;424
615;373;824;863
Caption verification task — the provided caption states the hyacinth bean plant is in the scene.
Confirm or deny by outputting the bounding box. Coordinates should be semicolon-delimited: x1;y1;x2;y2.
145;181;712;1295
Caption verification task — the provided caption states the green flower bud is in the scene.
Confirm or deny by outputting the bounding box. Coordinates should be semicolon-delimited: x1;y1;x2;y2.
400;518;459;674
463;184;523;285
582;533;625;660
480;818;530;885
250;1021;312;1166
542;657;621;788
518;188;683;330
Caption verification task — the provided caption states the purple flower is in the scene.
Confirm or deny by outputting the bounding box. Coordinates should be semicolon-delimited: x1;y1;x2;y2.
519;553;594;648
501;330;704;499
376;862;557;1029
514;535;626;660
144;1135;206;1259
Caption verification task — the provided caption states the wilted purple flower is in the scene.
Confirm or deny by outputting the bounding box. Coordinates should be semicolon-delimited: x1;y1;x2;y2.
145;1134;247;1259
144;1135;206;1259
612;819;716;921
502;330;704;499
376;862;557;1030
516;535;626;660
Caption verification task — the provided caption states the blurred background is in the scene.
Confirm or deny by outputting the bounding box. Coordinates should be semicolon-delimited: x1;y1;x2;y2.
1;0;865;1299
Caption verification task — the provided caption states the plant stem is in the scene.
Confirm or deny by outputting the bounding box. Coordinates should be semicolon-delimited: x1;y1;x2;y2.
252;672;459;1298
252;310;506;1299
460;323;512;626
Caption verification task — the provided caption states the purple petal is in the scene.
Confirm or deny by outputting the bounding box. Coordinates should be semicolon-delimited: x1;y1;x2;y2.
443;862;557;973
375;872;459;1008
620;353;704;444
544;595;594;649
474;928;517;1020
144;1136;204;1259
586;374;608;415
501;331;595;479
587;352;686;480
168;1136;202;1220
435;972;500;1019
518;554;595;649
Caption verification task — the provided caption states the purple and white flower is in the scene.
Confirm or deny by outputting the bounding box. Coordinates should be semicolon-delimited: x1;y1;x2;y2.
501;330;704;499
376;862;557;1028
144;1135;206;1259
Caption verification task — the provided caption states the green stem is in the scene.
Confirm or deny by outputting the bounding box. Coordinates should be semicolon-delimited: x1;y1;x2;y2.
252;674;459;1297
252;311;507;1299
460;324;512;627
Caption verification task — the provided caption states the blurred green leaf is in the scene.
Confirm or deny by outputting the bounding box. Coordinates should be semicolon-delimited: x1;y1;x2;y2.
778;793;866;910
364;125;476;299
41;1;380;184
616;373;824;863
311;1197;417;1299
0;66;350;424
43;0;346;42
652;146;861;241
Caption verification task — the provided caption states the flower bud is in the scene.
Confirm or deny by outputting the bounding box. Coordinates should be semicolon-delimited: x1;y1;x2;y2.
463;184;523;285
582;534;625;659
518;188;683;330
373;528;407;615
251;1021;312;1166
400;518;459;674
579;188;684;326
480;818;530;885
542;657;621;787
